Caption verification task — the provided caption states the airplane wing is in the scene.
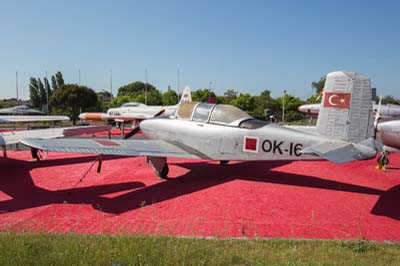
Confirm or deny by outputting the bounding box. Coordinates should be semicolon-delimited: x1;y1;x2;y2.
0;125;111;146
19;138;201;159
0;115;70;123
301;139;377;164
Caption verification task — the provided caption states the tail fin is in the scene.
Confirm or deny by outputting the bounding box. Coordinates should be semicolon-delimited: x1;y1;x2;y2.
316;71;374;143
179;86;192;104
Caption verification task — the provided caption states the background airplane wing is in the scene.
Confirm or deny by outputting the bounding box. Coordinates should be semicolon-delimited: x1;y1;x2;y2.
20;138;202;159
0;115;70;123
0;125;111;146
301;139;377;164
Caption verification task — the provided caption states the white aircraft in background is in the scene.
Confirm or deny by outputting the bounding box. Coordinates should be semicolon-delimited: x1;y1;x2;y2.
79;86;192;128
0;105;46;115
0;115;70;123
0;105;70;123
22;71;380;179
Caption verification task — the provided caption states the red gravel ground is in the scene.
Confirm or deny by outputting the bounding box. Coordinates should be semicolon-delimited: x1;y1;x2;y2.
0;149;399;241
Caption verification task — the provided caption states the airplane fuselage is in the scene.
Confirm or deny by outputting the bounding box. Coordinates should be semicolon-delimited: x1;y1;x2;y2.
140;118;325;161
106;105;177;122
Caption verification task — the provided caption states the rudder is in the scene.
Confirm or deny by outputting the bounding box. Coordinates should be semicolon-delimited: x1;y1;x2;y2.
316;71;374;143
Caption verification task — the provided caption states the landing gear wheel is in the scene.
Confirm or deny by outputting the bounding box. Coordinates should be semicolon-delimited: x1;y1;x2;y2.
148;156;169;179
31;148;48;161
157;164;169;180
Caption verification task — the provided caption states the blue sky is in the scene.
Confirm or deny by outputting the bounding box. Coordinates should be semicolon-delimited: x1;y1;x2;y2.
0;0;399;100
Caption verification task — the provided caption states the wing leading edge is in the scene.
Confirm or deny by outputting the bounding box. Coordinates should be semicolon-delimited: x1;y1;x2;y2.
20;138;200;159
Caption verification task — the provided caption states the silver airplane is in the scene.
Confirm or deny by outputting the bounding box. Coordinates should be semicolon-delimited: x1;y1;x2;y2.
0;105;70;123
21;71;378;179
0;105;46;115
79;86;192;128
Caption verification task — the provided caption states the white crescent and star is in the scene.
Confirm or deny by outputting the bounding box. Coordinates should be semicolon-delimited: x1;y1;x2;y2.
328;94;346;106
328;95;339;106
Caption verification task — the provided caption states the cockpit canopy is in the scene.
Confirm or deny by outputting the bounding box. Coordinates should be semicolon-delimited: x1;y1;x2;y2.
120;102;147;108
176;102;253;126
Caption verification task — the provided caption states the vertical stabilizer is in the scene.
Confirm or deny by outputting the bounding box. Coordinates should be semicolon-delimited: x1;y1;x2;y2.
180;86;192;104
316;71;374;143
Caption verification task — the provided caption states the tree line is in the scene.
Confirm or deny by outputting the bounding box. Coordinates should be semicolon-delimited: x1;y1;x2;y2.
28;71;400;123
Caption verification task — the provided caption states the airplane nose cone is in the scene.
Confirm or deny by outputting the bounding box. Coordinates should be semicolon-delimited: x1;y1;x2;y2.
79;113;86;120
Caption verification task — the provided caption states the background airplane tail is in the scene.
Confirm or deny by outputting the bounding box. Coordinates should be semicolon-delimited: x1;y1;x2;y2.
179;86;192;104
316;71;374;143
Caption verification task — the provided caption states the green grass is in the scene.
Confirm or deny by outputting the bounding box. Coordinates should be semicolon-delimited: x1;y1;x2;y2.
0;233;399;266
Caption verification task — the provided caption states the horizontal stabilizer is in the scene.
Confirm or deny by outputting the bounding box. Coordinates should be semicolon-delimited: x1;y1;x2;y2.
302;139;377;164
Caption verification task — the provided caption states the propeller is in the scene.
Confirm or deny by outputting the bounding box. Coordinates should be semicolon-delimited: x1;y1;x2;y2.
124;126;141;139
123;109;166;139
374;95;382;134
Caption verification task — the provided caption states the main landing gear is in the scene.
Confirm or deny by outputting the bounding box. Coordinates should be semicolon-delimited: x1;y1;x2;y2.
147;156;169;179
31;148;48;161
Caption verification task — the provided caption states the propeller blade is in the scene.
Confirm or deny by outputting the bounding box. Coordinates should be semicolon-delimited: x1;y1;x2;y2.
374;95;382;129
124;126;141;139
154;109;165;117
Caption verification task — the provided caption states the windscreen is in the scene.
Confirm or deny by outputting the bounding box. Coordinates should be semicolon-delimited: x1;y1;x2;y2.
176;102;198;119
209;104;251;125
192;103;215;122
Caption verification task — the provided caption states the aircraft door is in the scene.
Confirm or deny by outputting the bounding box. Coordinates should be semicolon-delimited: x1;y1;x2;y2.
220;137;238;155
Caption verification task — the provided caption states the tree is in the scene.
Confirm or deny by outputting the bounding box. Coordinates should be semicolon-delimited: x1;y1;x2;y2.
306;77;326;103
273;94;305;122
110;95;134;108
219;89;237;104
51;76;58;90
231;93;255;113
191;89;216;102
251;90;274;119
117;81;157;97
377;95;398;104
44;77;52;98
38;78;46;111
51;71;64;90
133;89;163;105
162;88;178;105
29;77;40;108
311;77;325;95
96;90;113;112
50;84;98;124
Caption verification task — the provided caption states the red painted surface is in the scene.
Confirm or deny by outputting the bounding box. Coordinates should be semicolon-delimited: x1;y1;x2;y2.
323;92;351;109
0;151;399;241
244;137;258;152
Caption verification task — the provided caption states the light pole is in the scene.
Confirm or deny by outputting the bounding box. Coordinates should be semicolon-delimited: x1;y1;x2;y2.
110;69;113;100
145;68;148;105
16;71;19;103
208;81;212;101
282;90;287;123
46;71;49;114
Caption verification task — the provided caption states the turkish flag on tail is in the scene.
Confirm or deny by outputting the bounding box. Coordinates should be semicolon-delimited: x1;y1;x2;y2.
323;92;351;109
